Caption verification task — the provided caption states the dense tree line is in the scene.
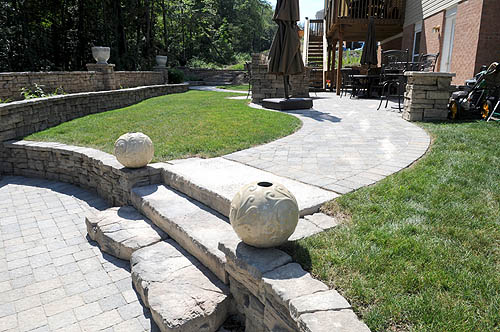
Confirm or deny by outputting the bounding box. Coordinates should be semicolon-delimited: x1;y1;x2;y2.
0;0;276;71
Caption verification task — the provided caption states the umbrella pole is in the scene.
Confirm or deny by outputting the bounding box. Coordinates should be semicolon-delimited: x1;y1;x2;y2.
283;75;290;99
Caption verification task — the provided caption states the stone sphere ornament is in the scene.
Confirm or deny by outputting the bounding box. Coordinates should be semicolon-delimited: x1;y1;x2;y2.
114;132;154;168
229;181;299;248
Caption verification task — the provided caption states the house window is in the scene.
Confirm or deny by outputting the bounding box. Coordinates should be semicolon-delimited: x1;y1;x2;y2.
412;22;422;62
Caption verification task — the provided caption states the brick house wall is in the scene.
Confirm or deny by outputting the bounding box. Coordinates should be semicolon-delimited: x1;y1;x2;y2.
420;11;445;60
451;0;483;84
402;24;414;53
475;0;500;72
389;0;495;85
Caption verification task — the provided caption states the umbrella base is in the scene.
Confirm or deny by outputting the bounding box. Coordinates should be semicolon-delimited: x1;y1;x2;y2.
262;98;313;111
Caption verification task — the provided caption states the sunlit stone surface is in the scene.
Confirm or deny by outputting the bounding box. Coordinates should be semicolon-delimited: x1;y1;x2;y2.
230;181;299;248
114;132;154;168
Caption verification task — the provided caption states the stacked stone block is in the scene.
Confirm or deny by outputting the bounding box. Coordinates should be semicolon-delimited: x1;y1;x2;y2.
251;53;310;104
0;84;188;143
403;72;455;121
179;68;247;85
219;239;370;332
0;70;166;101
1;141;162;206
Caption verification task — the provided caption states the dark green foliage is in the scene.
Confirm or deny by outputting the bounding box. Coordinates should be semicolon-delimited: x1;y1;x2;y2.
0;0;276;72
168;68;185;84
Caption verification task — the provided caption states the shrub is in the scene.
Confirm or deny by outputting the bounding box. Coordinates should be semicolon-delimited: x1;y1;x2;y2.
20;84;65;100
168;68;185;84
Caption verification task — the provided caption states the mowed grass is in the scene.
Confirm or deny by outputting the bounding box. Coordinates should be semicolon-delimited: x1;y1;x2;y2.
282;121;500;332
26;90;301;161
217;84;250;91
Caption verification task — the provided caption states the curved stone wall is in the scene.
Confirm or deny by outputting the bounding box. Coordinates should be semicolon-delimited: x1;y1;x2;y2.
1;140;162;206
0;83;188;142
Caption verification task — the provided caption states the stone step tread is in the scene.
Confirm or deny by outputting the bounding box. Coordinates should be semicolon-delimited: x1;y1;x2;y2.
85;206;168;260
161;157;338;218
131;184;238;284
131;240;230;332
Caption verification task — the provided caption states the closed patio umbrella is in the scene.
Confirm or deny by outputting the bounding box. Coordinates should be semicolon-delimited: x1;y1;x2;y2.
268;0;305;99
360;16;378;66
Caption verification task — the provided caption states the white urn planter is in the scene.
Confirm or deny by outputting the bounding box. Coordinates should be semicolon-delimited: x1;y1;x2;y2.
229;181;299;248
91;46;111;64
155;55;168;68
114;132;154;169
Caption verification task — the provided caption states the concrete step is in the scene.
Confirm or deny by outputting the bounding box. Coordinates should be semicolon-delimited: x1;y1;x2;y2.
86;206;168;260
161;157;338;218
131;240;230;332
131;184;237;284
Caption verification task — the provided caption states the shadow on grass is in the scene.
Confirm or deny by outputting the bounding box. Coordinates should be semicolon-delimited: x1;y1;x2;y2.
279;240;313;272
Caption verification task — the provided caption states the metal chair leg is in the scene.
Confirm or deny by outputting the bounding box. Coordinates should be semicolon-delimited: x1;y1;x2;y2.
377;83;386;110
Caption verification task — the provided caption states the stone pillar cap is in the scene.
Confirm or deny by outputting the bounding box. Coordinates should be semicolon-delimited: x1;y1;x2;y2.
405;71;456;77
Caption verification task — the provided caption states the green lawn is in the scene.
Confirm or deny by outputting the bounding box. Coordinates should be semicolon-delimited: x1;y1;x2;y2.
282;121;500;332
216;84;250;91
26;90;301;161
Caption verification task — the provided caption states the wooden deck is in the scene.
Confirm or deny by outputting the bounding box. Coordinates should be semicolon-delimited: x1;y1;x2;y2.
323;0;405;94
325;0;405;40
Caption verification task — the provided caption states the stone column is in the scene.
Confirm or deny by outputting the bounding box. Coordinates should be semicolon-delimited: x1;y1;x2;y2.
86;63;116;91
403;71;456;121
250;53;310;104
153;67;169;84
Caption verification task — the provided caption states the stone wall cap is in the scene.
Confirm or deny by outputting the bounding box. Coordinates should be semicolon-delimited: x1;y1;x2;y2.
405;71;456;77
218;239;292;279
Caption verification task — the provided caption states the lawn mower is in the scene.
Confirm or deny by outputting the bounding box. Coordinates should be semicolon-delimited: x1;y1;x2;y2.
448;62;500;121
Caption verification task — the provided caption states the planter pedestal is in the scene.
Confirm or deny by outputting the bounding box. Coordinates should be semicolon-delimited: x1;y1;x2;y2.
86;63;116;90
153;66;169;84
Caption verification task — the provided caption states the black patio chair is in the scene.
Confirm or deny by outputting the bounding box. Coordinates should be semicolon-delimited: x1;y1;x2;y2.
417;53;440;72
378;49;409;111
340;68;362;98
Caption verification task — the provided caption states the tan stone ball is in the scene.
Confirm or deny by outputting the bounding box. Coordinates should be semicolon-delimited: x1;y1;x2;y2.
114;132;154;168
229;181;299;248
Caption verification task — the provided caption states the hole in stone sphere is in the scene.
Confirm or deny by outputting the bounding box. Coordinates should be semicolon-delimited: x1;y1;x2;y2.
258;182;273;187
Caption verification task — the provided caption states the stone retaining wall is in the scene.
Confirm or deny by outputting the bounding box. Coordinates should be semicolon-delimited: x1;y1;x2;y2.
403;72;455;121
251;53;310;104
219;240;370;332
0;70;167;101
114;71;164;89
0;84;188;142
179;68;247;85
1;141;162;206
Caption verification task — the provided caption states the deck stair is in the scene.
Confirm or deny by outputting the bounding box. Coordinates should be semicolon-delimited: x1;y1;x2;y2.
303;18;328;91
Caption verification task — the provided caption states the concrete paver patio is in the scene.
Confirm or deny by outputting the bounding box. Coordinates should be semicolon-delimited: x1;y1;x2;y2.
0;177;158;332
0;90;431;331
225;92;430;193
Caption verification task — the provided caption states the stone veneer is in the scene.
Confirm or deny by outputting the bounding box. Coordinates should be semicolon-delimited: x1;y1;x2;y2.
0;70;168;101
179;68;247;85
1;140;163;206
219;239;370;332
0;83;187;184
0;83;188;142
403;71;455;121
251;53;310;104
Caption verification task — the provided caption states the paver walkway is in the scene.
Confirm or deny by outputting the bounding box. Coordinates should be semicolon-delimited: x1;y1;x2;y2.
0;177;158;332
225;92;430;194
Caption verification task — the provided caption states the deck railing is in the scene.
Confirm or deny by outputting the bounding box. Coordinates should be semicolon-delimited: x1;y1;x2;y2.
326;0;404;31
309;19;324;38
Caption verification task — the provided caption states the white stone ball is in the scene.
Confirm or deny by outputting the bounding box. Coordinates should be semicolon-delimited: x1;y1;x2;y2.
114;132;154;168
229;181;299;248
